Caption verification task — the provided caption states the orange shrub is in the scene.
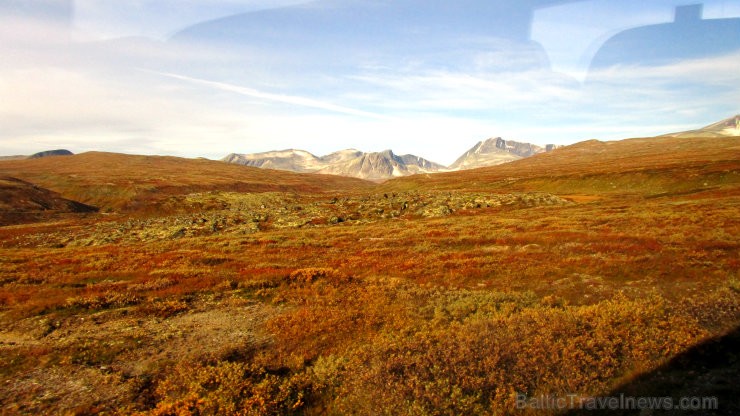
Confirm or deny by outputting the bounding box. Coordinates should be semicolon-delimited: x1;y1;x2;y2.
286;268;351;285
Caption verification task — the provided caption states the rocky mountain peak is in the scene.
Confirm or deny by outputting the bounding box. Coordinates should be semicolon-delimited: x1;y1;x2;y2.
663;114;740;138
224;148;444;181
223;138;557;179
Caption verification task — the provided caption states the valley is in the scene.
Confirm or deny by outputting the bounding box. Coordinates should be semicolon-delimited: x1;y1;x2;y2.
0;130;739;414
3;0;740;411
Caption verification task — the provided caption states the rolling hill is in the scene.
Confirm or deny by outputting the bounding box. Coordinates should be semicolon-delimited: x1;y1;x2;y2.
382;134;740;196
0;176;97;226
0;152;373;213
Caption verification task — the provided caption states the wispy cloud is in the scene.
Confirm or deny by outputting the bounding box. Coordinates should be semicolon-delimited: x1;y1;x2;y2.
349;69;580;113
348;51;739;117
150;71;394;120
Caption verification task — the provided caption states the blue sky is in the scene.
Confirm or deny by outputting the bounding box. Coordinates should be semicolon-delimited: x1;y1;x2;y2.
1;0;738;165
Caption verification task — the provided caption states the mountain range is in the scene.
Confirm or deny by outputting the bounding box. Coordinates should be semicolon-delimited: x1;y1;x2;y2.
224;115;740;180
223;148;448;181
448;137;557;170
1;116;737;216
224;138;559;180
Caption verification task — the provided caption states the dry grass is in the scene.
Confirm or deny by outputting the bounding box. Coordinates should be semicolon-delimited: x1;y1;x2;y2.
383;135;740;196
0;136;739;414
0;152;373;212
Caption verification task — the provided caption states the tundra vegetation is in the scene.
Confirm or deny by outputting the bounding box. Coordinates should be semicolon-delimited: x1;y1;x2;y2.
0;136;738;414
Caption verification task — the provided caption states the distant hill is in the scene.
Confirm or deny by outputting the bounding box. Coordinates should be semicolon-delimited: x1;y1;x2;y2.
28;149;74;159
0;152;373;212
663;115;740;138
224;149;447;181
0;176;97;226
0;149;74;161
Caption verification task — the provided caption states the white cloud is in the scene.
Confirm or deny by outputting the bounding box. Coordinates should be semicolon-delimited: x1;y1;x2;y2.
350;50;739;117
1;7;738;164
151;71;394;120
349;69;580;113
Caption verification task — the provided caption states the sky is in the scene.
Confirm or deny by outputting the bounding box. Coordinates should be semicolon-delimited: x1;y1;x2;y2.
1;0;739;166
